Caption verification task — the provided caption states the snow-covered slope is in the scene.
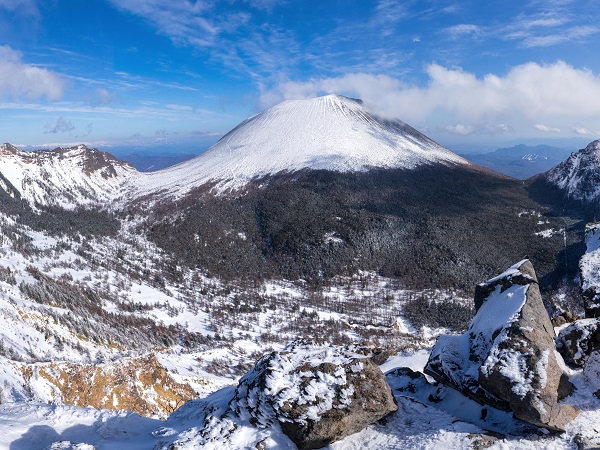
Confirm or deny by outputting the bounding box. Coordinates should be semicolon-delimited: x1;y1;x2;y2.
0;143;137;209
132;95;471;198
545;140;600;202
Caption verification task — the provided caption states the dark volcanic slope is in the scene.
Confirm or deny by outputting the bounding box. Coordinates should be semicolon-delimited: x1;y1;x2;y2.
143;165;579;294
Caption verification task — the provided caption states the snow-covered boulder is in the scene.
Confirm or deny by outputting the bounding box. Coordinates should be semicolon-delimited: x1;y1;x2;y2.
425;260;578;431
229;340;397;449
580;223;600;317
557;319;600;367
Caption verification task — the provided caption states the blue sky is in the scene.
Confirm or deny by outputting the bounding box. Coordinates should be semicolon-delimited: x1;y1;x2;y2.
1;0;600;153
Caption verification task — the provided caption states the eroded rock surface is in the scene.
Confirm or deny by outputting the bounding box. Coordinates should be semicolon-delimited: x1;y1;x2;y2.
425;260;578;431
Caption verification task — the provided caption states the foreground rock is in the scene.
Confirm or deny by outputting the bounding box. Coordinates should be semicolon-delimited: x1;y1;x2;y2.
425;260;578;431
230;341;398;449
557;319;600;367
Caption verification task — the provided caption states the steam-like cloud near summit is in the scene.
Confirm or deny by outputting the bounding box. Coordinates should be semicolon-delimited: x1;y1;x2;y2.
259;61;600;133
0;45;64;100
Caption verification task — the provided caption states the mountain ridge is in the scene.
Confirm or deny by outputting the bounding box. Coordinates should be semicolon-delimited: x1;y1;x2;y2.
0;143;136;209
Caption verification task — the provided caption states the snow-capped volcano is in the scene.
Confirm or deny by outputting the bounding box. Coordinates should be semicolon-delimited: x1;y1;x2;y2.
0;143;137;209
544;140;600;202
133;95;471;198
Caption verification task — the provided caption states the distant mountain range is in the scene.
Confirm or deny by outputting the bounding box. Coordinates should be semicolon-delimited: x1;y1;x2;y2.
459;144;574;180
116;153;197;172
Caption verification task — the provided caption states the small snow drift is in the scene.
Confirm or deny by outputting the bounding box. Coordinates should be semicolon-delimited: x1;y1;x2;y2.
580;223;600;317
132;94;471;198
425;260;578;431
544;140;600;203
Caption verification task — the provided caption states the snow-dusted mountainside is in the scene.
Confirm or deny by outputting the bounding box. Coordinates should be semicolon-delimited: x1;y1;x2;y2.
132;95;471;198
0;143;137;209
544;140;600;202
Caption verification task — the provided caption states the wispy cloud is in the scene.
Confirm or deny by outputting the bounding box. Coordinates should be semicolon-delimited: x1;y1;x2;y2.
444;124;475;135
501;6;600;48
445;24;482;39
573;126;595;135
0;0;40;19
0;45;64;100
534;124;561;132
44;116;75;134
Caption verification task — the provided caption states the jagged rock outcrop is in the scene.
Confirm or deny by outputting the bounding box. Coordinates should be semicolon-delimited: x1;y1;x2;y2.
425;260;578;431
544;140;600;203
229;341;397;449
580;223;600;317
20;354;195;419
0;143;137;209
557;319;600;367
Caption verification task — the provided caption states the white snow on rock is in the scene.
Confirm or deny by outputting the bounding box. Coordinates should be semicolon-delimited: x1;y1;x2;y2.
545;140;600;202
580;223;600;293
131;95;471;198
0;143;137;209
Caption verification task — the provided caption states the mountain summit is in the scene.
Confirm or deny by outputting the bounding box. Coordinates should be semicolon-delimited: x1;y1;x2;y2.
134;95;470;197
543;140;600;203
0;144;136;209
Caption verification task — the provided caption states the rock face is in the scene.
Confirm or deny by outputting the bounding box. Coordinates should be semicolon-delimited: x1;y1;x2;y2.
579;223;600;317
20;354;196;419
557;319;600;367
425;260;578;431
229;341;397;449
545;140;600;203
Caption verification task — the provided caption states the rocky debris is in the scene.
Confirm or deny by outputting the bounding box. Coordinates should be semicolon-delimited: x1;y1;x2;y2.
20;354;196;419
468;433;501;450
44;442;95;450
425;260;579;431
229;340;398;449
574;433;600;450
552;311;579;328
557;319;600;367
583;351;600;398
580;223;600;318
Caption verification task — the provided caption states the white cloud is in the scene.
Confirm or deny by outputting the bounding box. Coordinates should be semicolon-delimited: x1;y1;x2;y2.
44;116;75;134
484;123;514;134
444;124;475;135
445;24;482;39
573;127;594;135
0;45;64;100
534;124;561;132
259;61;600;131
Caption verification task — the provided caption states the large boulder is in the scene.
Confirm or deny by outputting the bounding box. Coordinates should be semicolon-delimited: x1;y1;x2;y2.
425;260;578;431
557;319;600;367
229;340;398;449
